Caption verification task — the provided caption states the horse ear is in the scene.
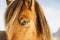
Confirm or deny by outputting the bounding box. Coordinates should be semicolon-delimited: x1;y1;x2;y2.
6;0;15;5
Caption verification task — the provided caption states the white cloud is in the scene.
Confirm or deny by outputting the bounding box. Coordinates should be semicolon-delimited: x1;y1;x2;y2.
0;0;6;31
0;10;5;31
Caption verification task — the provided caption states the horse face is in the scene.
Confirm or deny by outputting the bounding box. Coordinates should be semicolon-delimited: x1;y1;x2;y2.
11;8;37;40
5;0;52;40
6;0;39;40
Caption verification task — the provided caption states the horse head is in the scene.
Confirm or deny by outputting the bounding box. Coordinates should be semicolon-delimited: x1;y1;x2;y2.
5;0;52;40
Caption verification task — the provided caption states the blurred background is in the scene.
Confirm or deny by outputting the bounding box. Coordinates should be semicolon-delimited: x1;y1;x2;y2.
0;0;60;40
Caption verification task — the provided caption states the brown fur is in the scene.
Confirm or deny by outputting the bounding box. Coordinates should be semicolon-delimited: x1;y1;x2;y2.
5;0;52;40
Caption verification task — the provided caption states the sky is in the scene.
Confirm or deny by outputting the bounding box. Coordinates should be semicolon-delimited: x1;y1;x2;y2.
0;0;60;33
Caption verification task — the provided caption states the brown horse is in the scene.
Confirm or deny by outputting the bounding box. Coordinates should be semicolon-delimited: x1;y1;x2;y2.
5;0;52;40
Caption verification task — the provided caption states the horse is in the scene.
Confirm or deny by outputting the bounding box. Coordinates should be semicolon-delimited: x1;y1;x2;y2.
5;0;52;40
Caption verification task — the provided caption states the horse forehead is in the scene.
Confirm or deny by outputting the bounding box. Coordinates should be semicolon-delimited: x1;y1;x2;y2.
19;9;32;17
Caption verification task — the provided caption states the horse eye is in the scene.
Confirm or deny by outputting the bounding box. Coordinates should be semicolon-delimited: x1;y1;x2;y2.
20;20;28;26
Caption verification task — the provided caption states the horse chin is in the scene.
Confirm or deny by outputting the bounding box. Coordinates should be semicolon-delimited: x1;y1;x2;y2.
12;37;37;40
11;33;37;40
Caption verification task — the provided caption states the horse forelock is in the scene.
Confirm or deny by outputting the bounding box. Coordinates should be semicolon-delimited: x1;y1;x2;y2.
5;1;35;39
5;0;34;24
